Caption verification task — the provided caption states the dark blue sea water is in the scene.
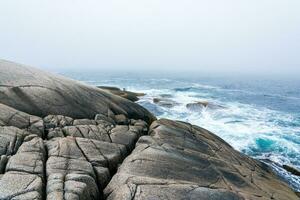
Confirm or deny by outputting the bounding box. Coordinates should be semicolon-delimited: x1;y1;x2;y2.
59;70;300;191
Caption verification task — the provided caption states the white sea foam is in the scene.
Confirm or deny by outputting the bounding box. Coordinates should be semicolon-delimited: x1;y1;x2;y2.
78;77;300;191
137;86;300;191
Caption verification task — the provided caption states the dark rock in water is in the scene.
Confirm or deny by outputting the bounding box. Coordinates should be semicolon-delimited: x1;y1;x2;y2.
186;101;225;111
159;93;173;98
283;165;300;176
104;119;299;200
98;86;145;102
0;60;155;124
153;97;179;108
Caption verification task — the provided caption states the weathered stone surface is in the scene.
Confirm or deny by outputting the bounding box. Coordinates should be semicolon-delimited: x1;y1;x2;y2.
0;136;45;200
0;126;30;156
0;172;43;200
0;103;44;137
45;136;130;199
0;59;155;124
44;115;74;130
62;125;112;142
104;119;299;200
5;136;46;177
43;114;148;151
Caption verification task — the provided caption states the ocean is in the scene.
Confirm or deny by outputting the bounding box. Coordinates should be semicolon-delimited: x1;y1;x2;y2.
60;70;300;191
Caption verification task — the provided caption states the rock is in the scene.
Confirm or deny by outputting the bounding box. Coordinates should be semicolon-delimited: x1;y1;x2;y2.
283;165;300;176
104;119;299;200
0;108;148;199
153;98;179;108
62;125;111;142
0;172;43;200
0;59;155;124
43;114;148;151
0;126;30;156
43;115;74;130
0;136;45;200
45;136;129;199
5;136;46;177
0;103;44;137
95;113;115;125
186;101;225;111
73;119;97;126
97;86;145;102
114;114;129;125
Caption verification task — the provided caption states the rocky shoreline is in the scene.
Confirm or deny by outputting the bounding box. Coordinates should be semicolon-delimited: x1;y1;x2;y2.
0;59;299;199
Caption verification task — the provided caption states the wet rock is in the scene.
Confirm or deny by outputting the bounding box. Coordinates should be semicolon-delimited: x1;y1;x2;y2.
283;165;300;176
153;98;179;108
186;101;225;111
104;119;299;200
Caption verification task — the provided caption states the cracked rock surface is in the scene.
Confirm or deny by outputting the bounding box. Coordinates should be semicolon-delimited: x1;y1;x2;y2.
0;110;148;200
104;119;299;200
0;60;298;199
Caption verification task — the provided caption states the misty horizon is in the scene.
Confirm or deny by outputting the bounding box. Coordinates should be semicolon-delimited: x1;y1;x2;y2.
1;1;300;77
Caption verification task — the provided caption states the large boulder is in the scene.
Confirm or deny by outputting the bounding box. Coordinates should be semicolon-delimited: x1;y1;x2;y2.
0;60;155;124
104;119;299;200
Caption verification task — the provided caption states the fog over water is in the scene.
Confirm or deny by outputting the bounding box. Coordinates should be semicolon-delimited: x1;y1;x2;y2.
0;0;300;77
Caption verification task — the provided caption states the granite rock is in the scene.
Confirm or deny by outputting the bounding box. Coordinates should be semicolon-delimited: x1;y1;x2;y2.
104;119;299;200
0;59;155;124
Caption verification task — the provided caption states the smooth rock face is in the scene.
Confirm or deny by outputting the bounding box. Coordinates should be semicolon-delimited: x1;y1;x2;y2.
104;119;299;200
0;59;155;124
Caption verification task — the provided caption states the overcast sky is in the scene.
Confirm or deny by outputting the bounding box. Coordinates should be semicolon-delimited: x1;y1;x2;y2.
0;0;299;75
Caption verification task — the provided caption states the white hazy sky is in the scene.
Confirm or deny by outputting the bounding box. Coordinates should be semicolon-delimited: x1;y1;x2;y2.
0;0;299;75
